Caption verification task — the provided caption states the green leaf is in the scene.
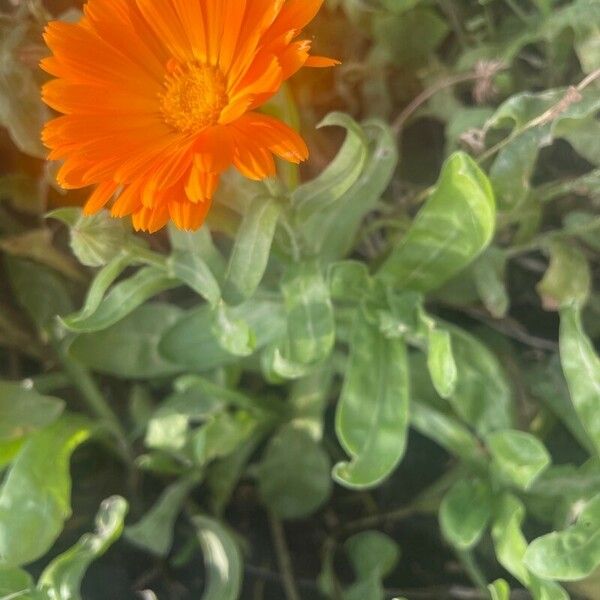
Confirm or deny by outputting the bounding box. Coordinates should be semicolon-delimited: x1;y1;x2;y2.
427;328;457;399
300;119;398;261
378;152;496;293
0;415;91;567
160;299;286;371
167;250;221;307
280;261;335;365
560;304;600;457
486;430;551;490
440;478;492;550
66;252;133;324
491;494;568;600
488;579;511;600
194;412;256;465
38;496;128;600
5;257;73;333
126;476;199;557
70;303;184;379
212;302;256;357
373;7;449;67
224;196;282;302
168;225;227;278
525;492;600;581
446;325;513;434
294;113;369;229
0;567;33;600
62;267;178;333
257;424;332;519
344;531;400;580
48;208;134;268
334;314;409;489
193;515;243;600
0;382;64;442
537;241;591;311
328;261;372;302
410;401;486;468
473;248;509;319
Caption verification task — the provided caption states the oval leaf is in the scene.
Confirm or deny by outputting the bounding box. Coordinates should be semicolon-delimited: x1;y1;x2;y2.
334;314;409;489
378;152;496;292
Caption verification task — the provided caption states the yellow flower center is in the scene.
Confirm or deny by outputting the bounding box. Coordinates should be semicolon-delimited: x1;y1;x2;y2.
160;61;228;134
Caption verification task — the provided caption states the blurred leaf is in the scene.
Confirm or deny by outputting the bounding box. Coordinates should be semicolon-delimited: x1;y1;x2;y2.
0;415;90;567
0;229;83;282
427;328;457;399
212;302;255;357
488;579;511;600
257;424;332;519
486;430;551;490
473;248;509;318
334;314;409;489
280;261;335;365
193;515;243;600
560;305;600;457
0;18;47;158
168;249;221;307
491;494;568;600
160;299;285;370
300;119;398;261
537;241;591;311
528;355;596;455
0;381;64;442
328;261;372;302
6;257;73;334
373;7;449;66
343;531;399;600
70;303;183;379
194;411;256;465
168;225;227;278
126;477;199;557
447;325;513;435
224;196;281;302
207;431;265;515
0;174;43;215
0;566;38;599
525;492;600;581
48;209;134;268
345;531;399;580
440;478;492;550
379;152;496;292
410;401;486;468
38;496;128;600
62;267;178;333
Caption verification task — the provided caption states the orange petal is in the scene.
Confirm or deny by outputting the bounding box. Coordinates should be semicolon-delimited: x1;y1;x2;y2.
194;126;234;173
234;113;308;163
131;202;170;233
230;125;276;181
169;197;213;231
84;180;119;214
305;55;341;68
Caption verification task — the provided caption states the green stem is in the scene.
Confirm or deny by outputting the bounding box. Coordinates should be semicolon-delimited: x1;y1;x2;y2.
50;331;132;464
457;550;488;591
24;371;71;394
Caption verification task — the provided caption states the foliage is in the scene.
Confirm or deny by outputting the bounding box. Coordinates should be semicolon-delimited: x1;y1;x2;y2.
0;0;600;598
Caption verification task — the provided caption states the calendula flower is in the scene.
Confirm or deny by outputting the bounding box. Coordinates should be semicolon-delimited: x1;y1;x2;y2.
41;0;338;232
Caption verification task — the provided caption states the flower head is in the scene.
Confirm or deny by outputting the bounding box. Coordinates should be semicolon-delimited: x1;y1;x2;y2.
41;0;338;232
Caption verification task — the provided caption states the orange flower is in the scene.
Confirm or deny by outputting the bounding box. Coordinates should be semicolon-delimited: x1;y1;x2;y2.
41;0;338;232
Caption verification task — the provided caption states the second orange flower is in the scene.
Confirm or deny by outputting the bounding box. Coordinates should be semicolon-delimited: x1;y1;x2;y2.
41;0;338;232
